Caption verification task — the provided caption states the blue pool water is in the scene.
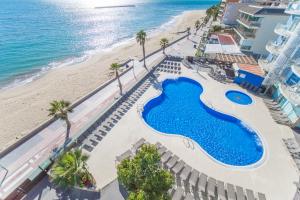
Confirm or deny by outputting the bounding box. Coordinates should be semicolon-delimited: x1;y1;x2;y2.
142;77;263;166
226;90;253;105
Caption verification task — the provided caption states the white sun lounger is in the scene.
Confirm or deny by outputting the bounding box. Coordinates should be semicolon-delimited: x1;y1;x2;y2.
236;186;245;200
217;180;226;200
226;183;236;200
158;146;167;156
172;187;184;200
245;189;255;200
166;155;179;169
258;192;266;200
132;138;146;153
207;177;216;198
161;151;172;164
172;160;185;175
180;165;192;183
189;169;199;189
184;193;194;200
116;150;132;163
198;173;208;193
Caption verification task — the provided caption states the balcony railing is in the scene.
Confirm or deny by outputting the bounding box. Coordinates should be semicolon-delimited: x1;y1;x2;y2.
237;18;261;29
266;41;284;55
234;27;256;39
258;58;272;72
279;82;300;106
274;23;291;37
286;2;300;15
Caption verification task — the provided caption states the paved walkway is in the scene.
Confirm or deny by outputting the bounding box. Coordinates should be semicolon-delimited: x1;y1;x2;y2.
0;38;174;199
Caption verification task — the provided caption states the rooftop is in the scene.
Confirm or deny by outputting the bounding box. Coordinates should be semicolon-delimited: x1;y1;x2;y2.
204;34;241;55
239;5;287;16
234;63;265;77
214;53;258;65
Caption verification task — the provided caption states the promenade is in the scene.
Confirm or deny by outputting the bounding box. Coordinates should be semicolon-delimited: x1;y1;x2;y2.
0;30;199;199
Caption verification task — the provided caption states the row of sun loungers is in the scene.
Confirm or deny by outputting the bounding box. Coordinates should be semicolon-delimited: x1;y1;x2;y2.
240;82;260;93
156;59;182;74
283;138;300;170
263;99;293;126
116;139;267;200
78;75;154;152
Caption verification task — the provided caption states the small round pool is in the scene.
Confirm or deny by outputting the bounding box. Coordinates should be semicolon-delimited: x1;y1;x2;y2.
226;90;252;105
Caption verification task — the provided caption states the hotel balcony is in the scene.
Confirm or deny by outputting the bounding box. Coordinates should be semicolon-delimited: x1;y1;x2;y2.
266;41;284;55
258;58;272;72
278;82;300;106
237;18;261;29
286;2;300;16
274;23;292;37
234;27;256;39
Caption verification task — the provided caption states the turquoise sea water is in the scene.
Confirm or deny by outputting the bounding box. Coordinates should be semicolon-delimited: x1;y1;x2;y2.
0;0;218;88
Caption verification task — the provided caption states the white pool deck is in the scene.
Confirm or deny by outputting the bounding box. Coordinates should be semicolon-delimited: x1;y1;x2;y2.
87;68;298;200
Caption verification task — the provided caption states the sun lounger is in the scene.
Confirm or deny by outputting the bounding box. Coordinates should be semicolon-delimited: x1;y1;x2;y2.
198;173;208;193
189;169;199;189
155;142;162;149
158;146;167;156
172;187;184;200
207;177;216;198
132;138;146;153
180;165;192;184
82;140;94;152
116;150;132;163
93;133;103;141
258;192;266;200
172;160;185;175
226;183;236;200
236;186;245;200
245;189;255;200
161;151;172;164
217;180;226;200
166;155;179;169
184;193;193;200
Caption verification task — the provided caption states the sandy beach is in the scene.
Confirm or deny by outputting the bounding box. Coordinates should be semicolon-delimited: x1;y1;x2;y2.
0;10;206;151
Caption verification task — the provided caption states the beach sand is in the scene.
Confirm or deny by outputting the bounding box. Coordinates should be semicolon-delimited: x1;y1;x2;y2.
0;10;206;151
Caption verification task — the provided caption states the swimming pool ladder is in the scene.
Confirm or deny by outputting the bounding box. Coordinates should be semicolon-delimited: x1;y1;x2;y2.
184;138;194;150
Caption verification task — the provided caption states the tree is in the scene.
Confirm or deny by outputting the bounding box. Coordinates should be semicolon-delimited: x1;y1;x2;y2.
50;149;95;188
160;38;169;54
48;100;73;145
110;63;123;95
117;145;174;200
195;20;201;34
136;30;147;70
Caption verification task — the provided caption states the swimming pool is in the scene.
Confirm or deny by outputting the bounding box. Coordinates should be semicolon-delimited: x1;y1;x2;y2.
226;90;253;105
142;77;263;166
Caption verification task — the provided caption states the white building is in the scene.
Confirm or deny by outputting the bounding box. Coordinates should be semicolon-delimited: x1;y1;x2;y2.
232;5;289;56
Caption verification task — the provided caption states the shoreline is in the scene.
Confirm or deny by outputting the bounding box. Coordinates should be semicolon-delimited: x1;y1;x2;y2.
0;9;206;151
0;10;187;91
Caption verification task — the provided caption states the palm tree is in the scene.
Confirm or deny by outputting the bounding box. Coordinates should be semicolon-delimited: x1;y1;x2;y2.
48;100;73;145
136;30;147;70
50;148;95;188
195;20;201;34
110;63;122;95
160;38;169;54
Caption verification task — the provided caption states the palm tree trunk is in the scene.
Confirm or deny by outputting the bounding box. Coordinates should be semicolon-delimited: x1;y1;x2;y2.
65;118;71;147
116;71;122;95
142;44;147;70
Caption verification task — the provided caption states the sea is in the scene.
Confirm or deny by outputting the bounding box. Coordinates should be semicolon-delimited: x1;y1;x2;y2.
0;0;218;89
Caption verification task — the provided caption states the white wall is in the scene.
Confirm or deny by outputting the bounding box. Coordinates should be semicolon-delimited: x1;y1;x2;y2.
251;15;289;56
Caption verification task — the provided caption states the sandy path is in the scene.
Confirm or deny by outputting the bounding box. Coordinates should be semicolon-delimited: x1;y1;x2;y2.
0;10;206;151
